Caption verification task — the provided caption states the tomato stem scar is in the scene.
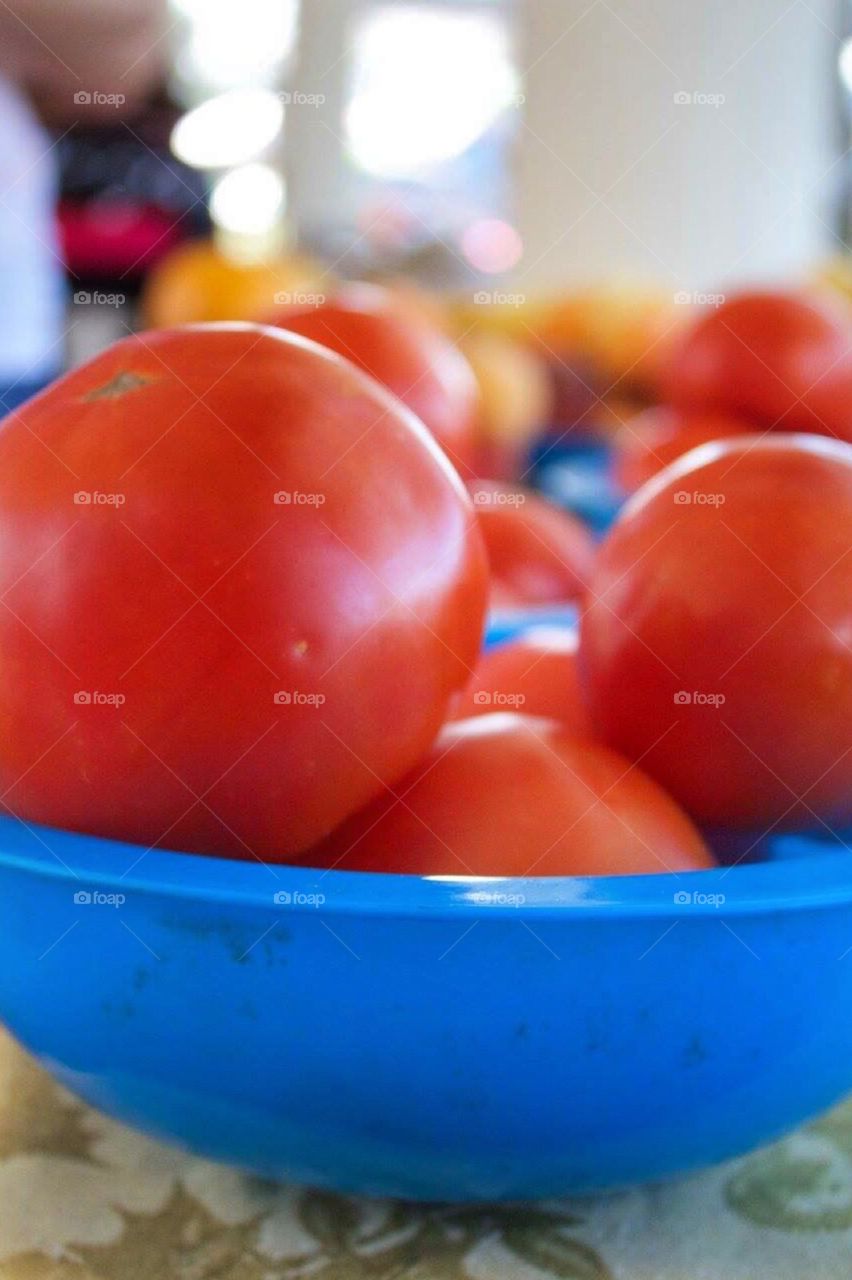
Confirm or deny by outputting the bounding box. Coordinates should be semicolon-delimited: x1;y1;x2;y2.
83;371;156;401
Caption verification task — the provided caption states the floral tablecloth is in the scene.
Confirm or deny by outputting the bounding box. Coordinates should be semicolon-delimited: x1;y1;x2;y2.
2;1027;851;1279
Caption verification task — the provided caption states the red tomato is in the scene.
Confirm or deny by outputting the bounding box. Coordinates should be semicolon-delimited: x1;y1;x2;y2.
452;628;591;735
613;406;754;493
270;282;479;477
580;434;852;830
307;713;714;876
663;289;852;441
0;324;488;859
469;480;596;608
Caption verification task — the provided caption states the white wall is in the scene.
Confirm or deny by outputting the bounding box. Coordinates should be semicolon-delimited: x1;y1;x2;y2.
514;0;842;290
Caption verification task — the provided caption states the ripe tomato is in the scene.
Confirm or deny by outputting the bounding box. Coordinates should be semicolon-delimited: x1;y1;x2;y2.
580;435;852;830
270;282;479;477
469;480;596;608
613;406;753;493
663;289;852;441
0;324;488;859
452;628;591;735
307;713;714;876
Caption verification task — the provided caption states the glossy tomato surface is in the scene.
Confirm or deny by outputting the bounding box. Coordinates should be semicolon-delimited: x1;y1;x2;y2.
469;480;596;607
581;435;852;830
271;283;479;477
308;713;714;877
663;289;852;441
613;406;753;493
0;324;488;859
452;627;591;734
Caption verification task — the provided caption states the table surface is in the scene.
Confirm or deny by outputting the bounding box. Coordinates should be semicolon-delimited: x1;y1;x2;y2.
1;1027;851;1279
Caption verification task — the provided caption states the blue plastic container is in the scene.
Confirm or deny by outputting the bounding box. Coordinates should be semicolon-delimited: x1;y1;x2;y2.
0;806;851;1201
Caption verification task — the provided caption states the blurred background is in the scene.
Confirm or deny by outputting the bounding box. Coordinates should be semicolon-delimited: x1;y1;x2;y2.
2;0;852;518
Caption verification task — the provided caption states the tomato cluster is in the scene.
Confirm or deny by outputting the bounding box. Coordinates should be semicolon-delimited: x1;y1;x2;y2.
614;288;852;492
1;296;849;881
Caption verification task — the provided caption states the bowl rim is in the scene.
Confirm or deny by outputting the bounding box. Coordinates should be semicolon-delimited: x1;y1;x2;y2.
1;815;851;920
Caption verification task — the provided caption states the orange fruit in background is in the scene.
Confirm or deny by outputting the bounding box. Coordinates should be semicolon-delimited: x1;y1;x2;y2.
535;282;684;394
448;295;554;343
142;237;326;327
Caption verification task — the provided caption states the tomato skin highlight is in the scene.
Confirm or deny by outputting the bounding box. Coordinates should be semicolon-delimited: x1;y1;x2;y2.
452;628;592;735
469;480;596;607
307;713;714;877
580;434;852;830
0;323;488;860
613;406;754;494
270;282;479;477
663;289;852;442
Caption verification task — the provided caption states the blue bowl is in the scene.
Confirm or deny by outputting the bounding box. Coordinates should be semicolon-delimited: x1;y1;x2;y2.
1;811;852;1201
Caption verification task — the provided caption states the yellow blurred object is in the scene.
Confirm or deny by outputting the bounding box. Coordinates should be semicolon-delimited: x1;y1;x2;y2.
448;281;683;396
811;258;852;309
537;282;683;392
460;330;552;448
141;238;327;328
448;296;554;343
